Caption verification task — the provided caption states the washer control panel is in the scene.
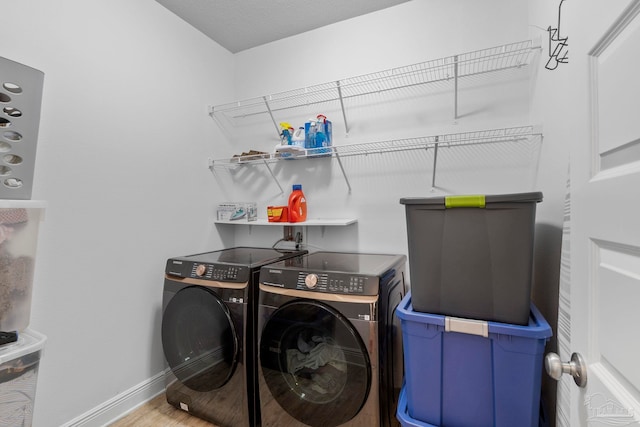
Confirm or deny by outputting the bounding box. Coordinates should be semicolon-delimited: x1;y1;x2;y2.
298;272;373;294
260;268;379;295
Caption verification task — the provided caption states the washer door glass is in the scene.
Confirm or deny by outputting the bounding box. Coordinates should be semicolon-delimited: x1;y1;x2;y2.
162;286;238;392
260;299;371;427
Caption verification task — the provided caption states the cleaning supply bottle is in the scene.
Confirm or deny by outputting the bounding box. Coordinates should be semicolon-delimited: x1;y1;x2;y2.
305;118;317;150
288;184;307;223
279;122;293;145
292;126;305;149
315;114;327;149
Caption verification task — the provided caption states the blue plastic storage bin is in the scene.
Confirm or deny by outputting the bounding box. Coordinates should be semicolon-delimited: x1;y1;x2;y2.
396;292;551;427
397;385;437;427
397;385;550;427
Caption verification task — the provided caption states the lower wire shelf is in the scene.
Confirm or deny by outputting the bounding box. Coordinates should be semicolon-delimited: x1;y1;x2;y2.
209;125;542;193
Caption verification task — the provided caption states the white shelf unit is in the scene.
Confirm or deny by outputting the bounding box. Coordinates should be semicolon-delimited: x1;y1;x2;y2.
214;218;357;226
215;218;358;241
208;40;542;192
209;40;540;139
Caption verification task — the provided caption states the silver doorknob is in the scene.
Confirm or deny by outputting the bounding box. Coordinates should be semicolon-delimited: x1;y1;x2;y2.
545;352;587;388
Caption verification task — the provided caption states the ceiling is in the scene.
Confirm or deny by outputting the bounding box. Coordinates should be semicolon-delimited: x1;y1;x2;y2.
155;0;410;54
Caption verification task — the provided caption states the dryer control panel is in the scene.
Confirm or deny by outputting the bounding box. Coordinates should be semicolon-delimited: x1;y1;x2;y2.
166;259;250;283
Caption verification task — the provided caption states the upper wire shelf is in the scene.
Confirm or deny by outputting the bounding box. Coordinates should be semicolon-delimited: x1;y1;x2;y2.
210;40;539;124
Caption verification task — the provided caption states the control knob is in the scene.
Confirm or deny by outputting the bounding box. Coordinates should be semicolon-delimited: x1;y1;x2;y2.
305;273;318;289
195;264;207;277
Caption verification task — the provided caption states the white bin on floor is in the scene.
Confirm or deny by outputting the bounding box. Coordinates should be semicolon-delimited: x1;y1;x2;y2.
0;329;46;427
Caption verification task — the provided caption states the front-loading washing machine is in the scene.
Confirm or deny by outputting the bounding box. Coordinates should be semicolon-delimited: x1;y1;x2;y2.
161;246;307;427
257;251;407;427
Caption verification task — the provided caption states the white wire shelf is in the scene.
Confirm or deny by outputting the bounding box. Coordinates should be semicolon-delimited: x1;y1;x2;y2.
210;126;540;167
210;40;540;132
209;125;542;193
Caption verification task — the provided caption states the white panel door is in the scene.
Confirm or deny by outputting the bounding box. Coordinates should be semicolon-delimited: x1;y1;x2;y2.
562;0;640;425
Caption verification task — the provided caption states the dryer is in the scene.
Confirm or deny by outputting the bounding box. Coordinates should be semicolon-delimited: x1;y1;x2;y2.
161;247;307;427
257;251;407;427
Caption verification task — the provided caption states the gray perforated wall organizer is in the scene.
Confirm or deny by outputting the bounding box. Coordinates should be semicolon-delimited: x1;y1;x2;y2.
0;56;44;200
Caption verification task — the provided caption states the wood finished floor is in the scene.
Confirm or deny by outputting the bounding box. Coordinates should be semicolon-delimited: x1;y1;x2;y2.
108;394;219;427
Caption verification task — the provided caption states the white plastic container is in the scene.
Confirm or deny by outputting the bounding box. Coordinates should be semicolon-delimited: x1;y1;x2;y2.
292;126;305;148
0;200;45;332
0;329;46;426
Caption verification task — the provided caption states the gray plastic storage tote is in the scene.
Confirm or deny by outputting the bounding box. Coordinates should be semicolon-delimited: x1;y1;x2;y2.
400;192;542;325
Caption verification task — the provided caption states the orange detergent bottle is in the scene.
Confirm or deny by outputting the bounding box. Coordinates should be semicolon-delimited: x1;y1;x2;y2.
288;184;307;223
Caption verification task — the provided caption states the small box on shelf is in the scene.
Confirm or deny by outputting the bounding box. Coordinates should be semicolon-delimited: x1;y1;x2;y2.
216;202;257;222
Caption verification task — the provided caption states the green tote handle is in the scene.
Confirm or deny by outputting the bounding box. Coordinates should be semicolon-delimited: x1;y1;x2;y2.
445;195;486;208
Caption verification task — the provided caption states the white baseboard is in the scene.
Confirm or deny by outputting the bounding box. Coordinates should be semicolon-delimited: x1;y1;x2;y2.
61;371;167;427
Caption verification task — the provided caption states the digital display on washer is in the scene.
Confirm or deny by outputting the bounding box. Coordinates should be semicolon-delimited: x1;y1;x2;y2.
260;251;405;295
166;247;307;283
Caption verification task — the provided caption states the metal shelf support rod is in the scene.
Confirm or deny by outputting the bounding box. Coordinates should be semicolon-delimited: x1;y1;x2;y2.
454;55;459;120
334;151;352;193
262;159;284;194
336;81;350;134
431;138;439;189
263;96;281;139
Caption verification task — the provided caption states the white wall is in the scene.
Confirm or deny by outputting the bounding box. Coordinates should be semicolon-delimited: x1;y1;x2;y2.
219;0;539;255
528;1;572;226
0;0;571;425
527;2;573;426
1;0;233;425
234;0;531;97
223;1;567;422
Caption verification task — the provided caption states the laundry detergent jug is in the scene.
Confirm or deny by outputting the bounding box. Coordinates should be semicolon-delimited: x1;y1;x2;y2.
288;184;307;223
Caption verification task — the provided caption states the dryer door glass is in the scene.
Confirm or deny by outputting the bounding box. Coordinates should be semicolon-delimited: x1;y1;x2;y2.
162;286;238;392
260;300;371;427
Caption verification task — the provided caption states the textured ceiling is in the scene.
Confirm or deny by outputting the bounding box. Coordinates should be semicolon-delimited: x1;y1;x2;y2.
156;0;410;53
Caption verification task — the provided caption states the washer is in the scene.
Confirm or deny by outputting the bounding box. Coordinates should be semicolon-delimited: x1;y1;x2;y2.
257;251;407;427
161;247;307;427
